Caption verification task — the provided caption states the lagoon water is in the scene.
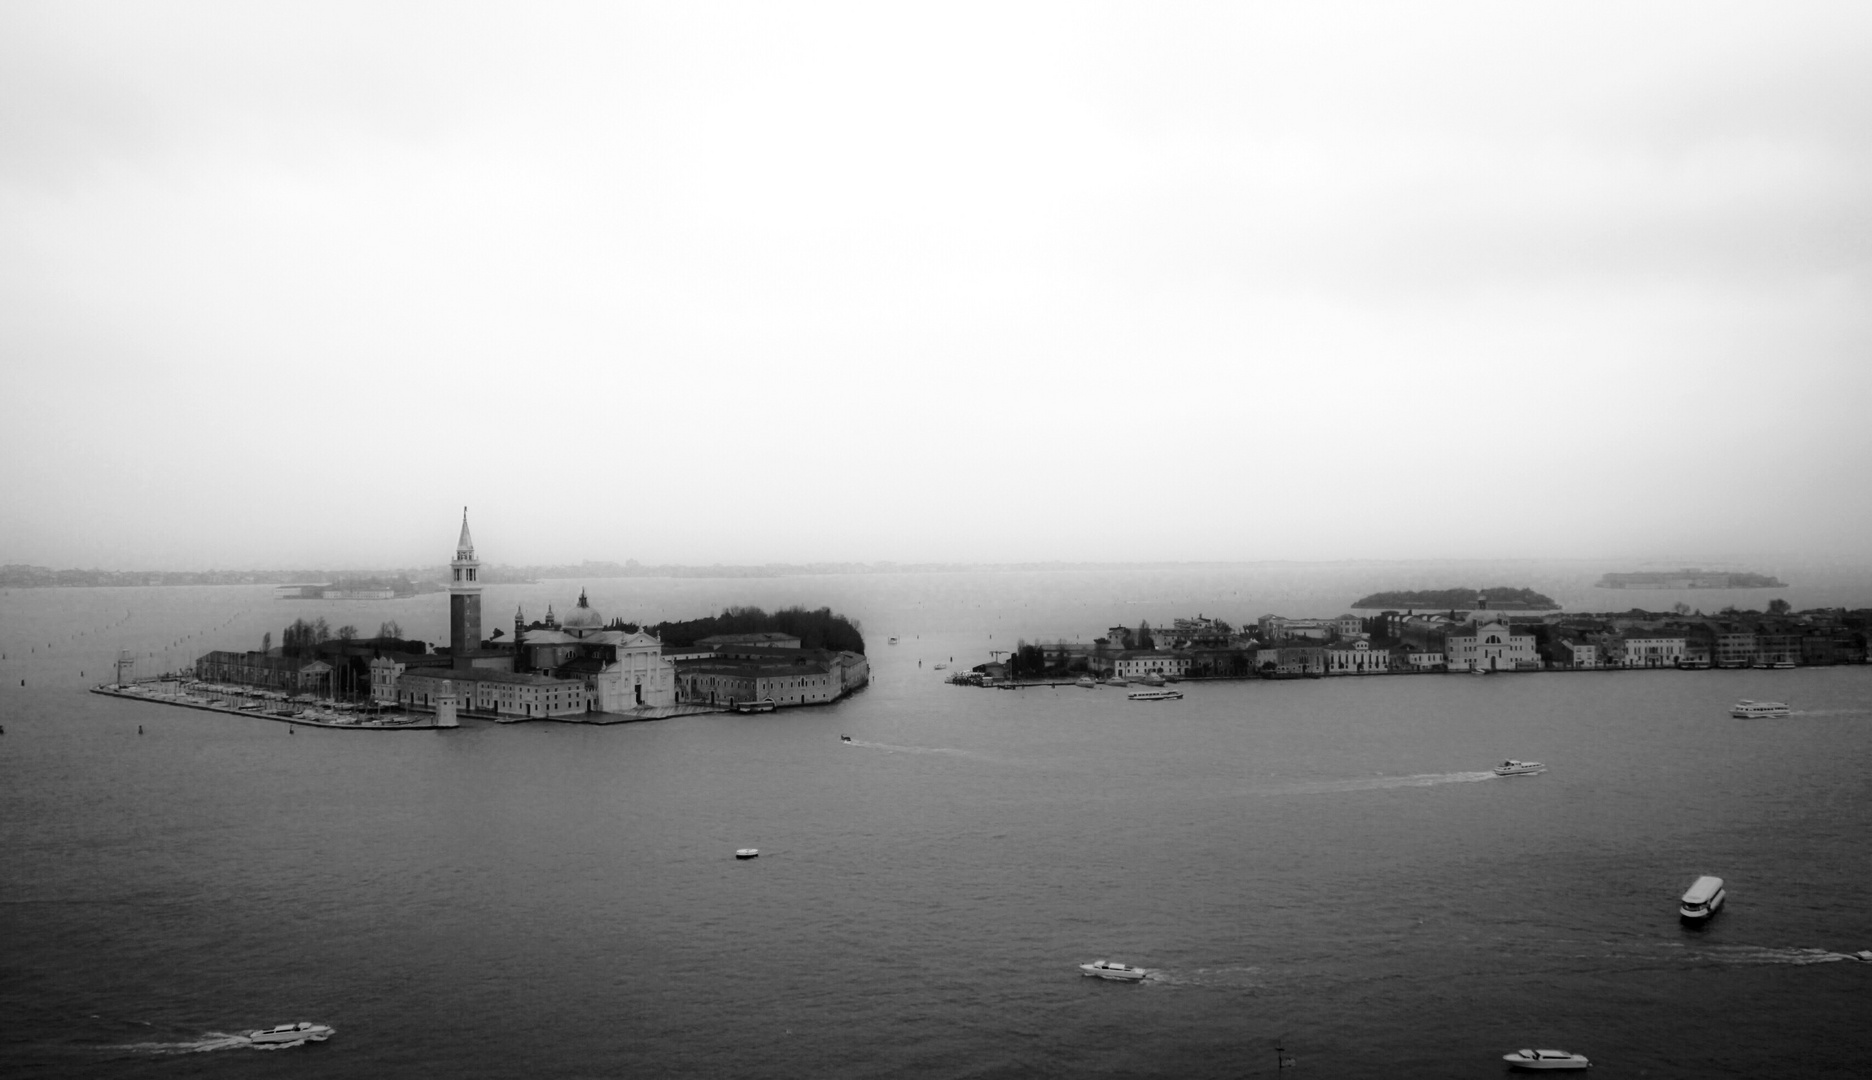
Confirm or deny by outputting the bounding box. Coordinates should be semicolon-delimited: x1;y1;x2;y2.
4;566;1872;1078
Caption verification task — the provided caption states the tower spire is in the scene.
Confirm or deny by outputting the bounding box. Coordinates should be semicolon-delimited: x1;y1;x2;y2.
456;506;475;561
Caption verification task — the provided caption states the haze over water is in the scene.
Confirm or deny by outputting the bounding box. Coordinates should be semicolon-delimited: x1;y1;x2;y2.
4;564;1871;1078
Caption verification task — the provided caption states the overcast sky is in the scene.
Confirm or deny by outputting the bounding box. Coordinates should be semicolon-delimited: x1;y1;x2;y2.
3;2;1868;570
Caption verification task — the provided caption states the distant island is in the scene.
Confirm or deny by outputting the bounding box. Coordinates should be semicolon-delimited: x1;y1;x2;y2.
1597;569;1786;589
1351;587;1558;611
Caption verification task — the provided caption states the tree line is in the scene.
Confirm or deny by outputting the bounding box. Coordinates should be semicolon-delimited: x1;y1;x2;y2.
650;605;866;653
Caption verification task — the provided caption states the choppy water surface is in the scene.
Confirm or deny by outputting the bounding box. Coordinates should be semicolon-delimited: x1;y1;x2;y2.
3;574;1871;1078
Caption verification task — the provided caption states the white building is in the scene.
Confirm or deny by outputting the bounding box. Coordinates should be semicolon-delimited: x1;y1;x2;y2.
1622;634;1685;668
1445;620;1538;672
1327;639;1391;674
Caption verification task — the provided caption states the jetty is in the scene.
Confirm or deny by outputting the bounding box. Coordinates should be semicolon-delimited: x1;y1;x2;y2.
91;681;438;730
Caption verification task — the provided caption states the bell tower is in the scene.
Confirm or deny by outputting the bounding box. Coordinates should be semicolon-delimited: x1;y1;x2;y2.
449;507;483;669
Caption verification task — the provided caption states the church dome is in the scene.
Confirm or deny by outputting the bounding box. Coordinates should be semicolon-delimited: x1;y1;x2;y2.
560;588;604;634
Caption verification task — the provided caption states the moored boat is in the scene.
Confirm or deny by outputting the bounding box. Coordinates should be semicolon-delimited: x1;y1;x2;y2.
1494;759;1546;777
1730;699;1789;718
1139;672;1167;687
1502;1048;1590;1071
1075;675;1096;689
731;698;777;714
247;1022;334;1046
1078;960;1147;982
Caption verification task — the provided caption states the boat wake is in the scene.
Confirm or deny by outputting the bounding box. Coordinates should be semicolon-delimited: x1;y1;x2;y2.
1684;945;1870;966
1140;964;1264;989
840;738;998;762
110;1032;259;1053
1789;708;1872;718
1271;771;1499;796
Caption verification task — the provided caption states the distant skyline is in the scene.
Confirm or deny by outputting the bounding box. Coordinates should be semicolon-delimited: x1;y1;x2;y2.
4;2;1869;571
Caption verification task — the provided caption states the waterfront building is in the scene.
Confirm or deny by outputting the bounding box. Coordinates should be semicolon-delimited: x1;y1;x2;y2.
1553;638;1601;669
1392;645;1445;670
1444;620;1538;672
1326;639;1390;675
1257;644;1327;675
1113;650;1191;678
195;651;334;693
1714;632;1757;668
678;661;839;707
1622;633;1686;668
1755;633;1800;667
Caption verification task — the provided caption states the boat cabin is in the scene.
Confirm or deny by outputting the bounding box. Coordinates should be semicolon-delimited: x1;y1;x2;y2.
1679;875;1725;920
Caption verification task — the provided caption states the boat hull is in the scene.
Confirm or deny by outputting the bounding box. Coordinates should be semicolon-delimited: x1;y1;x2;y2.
1079;964;1146;982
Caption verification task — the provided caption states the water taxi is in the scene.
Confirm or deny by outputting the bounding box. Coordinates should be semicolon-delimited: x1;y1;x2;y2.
247;1022;334;1046
735;848;759;860
1127;689;1183;702
1730;700;1790;718
1679;875;1725;922
1502;1048;1590;1071
1078;960;1147;982
1493;760;1546;777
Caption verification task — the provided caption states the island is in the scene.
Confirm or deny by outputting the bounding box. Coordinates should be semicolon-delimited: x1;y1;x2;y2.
1350;587;1558;611
1596;569;1786;589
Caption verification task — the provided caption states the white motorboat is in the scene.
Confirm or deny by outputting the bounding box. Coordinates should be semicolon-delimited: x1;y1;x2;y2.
1503;1048;1590;1071
1128;689;1183;702
1076;675;1096;688
1494;759;1546;777
933;663;947;670
1079;960;1147;982
1848;950;1872;962
1731;699;1790;718
1106;675;1128;686
1679;875;1725;922
247;1022;334;1046
735;848;759;859
1139;673;1167;687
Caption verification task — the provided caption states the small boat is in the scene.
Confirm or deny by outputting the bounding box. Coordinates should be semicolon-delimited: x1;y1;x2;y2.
735;848;759;859
1139;672;1167;687
933;663;947;670
888;637;899;645
1075;675;1096;689
1676;657;1712;670
1502;1048;1590;1071
1848;950;1872;962
1470;667;1489;676
1079;960;1147;982
1679;875;1725;922
247;1022;334;1046
1106;676;1129;687
840;735;852;742
1731;699;1790;718
1128;689;1183;702
1494;759;1546;776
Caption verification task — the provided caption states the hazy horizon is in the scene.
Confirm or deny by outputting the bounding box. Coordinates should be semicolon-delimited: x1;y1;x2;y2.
5;2;1869;570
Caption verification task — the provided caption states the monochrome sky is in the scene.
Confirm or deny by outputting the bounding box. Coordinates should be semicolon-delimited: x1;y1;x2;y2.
4;2;1869;570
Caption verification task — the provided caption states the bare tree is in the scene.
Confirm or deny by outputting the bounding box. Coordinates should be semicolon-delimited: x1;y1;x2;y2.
337;625;357;643
378;619;402;640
